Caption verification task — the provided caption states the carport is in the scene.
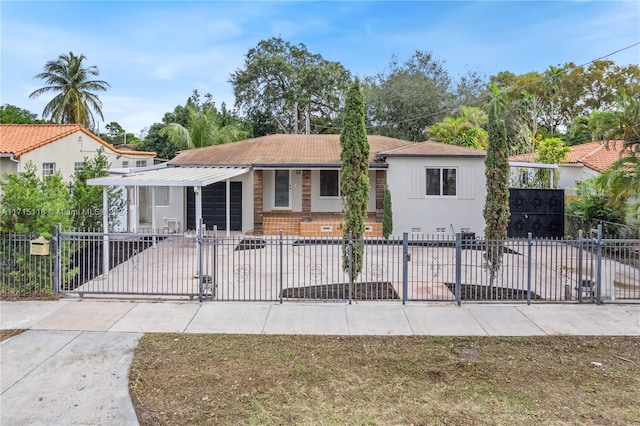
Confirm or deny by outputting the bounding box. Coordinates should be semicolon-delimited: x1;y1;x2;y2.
88;164;250;236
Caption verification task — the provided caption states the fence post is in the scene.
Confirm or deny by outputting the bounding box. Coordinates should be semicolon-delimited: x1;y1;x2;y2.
577;230;583;303
197;219;204;303
596;224;602;305
455;233;461;306
348;230;353;305
527;232;532;305
53;225;60;296
279;230;283;304
402;232;408;305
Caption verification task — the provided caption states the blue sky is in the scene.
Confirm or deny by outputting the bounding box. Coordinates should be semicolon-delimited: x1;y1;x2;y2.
2;1;639;136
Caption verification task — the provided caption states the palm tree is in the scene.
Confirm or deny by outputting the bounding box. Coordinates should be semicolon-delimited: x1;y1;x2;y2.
597;156;640;209
29;52;110;130
160;102;248;150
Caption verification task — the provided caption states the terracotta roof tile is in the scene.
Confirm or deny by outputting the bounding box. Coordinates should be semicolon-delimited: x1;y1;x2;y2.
509;140;631;173
0;124;156;157
170;134;482;167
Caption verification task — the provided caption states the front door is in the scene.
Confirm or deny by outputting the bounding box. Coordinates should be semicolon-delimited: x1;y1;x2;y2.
274;170;291;209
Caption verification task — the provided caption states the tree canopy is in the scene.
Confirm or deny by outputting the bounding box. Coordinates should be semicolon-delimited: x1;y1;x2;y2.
0;104;46;124
230;37;351;135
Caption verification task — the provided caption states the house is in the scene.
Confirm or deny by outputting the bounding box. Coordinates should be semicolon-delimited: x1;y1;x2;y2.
88;134;487;238
509;140;631;196
0;124;157;231
0;124;156;182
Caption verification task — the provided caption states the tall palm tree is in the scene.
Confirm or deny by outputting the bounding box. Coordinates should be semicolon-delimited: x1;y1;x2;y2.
29;52;110;130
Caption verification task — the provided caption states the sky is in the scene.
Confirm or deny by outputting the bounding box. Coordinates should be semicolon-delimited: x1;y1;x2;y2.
1;1;639;136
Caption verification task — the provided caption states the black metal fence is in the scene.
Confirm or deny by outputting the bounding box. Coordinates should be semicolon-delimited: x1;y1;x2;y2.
2;225;639;303
1;233;55;299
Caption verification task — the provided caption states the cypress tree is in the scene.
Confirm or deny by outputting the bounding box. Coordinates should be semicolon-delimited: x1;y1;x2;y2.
382;185;393;239
483;102;510;286
340;78;370;281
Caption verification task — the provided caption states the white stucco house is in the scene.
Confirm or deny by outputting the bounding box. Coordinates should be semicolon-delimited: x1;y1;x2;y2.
0;124;156;182
509;140;630;196
0;124;157;230
88;134;487;238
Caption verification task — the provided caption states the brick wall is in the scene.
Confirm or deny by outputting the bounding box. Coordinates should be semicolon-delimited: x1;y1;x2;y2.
375;170;386;221
253;170;263;235
301;169;311;222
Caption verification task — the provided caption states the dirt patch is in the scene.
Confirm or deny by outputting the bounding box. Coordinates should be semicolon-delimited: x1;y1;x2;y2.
129;335;640;425
281;282;399;299
234;238;266;251
445;282;543;301
0;329;25;341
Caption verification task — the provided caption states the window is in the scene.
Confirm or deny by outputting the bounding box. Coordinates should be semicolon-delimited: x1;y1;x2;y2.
155;186;170;206
74;162;85;172
426;168;456;196
42;162;56;178
320;170;340;197
135;160;146;168
122;161;129;168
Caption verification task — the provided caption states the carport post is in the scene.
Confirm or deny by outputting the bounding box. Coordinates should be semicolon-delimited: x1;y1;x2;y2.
103;186;109;278
151;187;157;247
195;186;202;232
133;186;139;233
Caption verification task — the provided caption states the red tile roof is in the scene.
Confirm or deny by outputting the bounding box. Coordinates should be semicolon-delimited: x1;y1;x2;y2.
170;134;484;167
509;140;631;173
0;124;156;158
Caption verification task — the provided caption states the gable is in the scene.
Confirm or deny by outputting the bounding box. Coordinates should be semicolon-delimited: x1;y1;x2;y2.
0;124;155;158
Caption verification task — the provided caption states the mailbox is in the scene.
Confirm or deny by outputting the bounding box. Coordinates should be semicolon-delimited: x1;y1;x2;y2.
30;236;50;256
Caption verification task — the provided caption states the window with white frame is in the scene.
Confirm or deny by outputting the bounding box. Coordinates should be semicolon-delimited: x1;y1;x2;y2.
42;162;56;178
135;160;146;168
426;168;457;196
320;170;340;197
122;160;129;168
74;162;85;172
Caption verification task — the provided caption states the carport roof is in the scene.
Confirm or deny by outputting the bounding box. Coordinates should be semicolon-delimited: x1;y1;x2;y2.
87;165;250;187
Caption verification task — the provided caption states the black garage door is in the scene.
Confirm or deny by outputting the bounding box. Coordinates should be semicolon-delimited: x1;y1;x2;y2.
186;182;242;231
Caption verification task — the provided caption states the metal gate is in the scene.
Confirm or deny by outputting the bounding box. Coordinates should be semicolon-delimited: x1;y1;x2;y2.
508;188;564;238
58;230;202;298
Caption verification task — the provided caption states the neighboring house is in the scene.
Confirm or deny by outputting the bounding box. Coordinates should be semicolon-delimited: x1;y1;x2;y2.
509;140;630;196
0;124;156;182
88;134;487;238
0;124;157;231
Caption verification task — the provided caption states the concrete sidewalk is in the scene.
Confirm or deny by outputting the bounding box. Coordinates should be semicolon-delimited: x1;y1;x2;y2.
1;300;639;425
2;299;639;336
